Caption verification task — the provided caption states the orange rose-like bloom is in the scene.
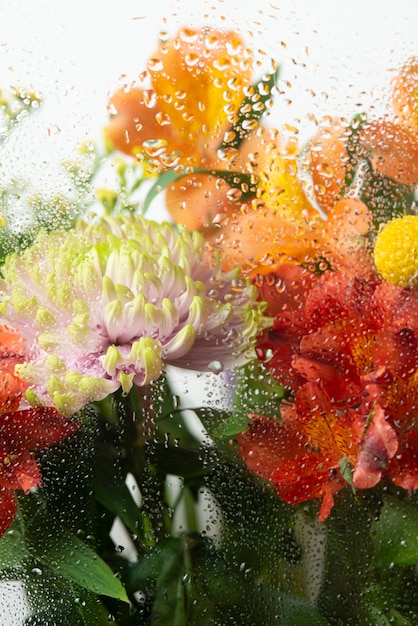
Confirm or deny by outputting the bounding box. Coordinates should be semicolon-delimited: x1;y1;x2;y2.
106;27;253;171
0;325;77;536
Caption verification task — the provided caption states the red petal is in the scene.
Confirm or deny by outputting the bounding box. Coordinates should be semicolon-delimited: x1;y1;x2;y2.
353;406;398;489
237;414;305;478
14;457;41;493
0;407;77;450
0;486;17;537
389;430;418;492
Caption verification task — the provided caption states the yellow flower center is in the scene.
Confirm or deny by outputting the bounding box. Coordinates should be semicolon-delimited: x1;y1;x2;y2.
374;215;418;287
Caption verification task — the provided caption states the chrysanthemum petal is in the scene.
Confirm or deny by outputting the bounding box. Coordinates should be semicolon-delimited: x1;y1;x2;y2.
1;213;266;414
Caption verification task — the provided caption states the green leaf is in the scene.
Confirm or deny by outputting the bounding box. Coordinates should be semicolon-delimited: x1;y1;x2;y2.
211;360;285;438
151;441;206;480
360;168;416;230
338;456;355;491
211;411;251;438
128;537;188;624
278;594;330;626
0;526;28;570
18;494;129;602
34;528;129;602
218;66;281;151
93;448;142;536
70;585;113;626
142;170;181;213
373;494;418;567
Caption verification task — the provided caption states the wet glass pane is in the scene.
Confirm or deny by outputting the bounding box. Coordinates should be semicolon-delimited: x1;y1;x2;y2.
0;1;417;624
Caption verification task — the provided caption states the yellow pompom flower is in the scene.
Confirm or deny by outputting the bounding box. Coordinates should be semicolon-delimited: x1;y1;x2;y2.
374;215;418;287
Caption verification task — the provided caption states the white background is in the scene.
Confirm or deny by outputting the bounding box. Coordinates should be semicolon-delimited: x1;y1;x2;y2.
0;0;417;622
1;0;417;179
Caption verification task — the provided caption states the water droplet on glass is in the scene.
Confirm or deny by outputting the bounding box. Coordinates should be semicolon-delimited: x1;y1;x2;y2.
155;111;171;126
159;31;170;43
185;54;200;67
147;58;163;72
213;56;231;71
208;360;224;374
142;139;168;157
31;567;43;576
142;90;157;109
179;28;199;44
226;188;243;202
242;119;259;131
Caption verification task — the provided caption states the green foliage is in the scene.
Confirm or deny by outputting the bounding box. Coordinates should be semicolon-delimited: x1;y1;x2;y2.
210;359;285;438
373;493;418;568
218;65;280;151
340;112;416;234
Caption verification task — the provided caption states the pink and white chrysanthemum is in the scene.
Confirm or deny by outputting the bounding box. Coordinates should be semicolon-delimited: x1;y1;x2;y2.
0;214;266;415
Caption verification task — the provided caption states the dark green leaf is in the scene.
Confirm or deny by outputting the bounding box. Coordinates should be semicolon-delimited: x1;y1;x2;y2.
70;585;112;626
34;529;129;602
18;494;129;602
211;411;250;438
277;594;330;626
211;360;285;438
218;66;281;151
374;495;418;567
93;450;142;536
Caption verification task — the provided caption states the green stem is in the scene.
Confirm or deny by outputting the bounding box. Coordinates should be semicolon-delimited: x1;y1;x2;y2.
316;488;383;625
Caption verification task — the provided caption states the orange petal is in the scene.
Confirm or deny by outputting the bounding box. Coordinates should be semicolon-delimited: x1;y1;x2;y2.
392;57;418;135
212;207;321;276
308;117;350;212
106;87;173;158
360;119;418;186
165;172;239;231
148;27;253;162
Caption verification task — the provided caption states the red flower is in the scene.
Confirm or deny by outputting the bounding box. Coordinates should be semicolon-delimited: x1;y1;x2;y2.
0;326;77;536
239;269;418;519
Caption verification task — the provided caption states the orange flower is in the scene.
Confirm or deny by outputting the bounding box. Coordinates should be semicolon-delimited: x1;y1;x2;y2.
238;397;397;522
211;193;372;279
106;27;253;172
205;127;325;273
165;169;243;232
359;119;418;186
204;123;373;277
319;197;373;273
308;117;350;213
0;325;77;536
392;57;418;135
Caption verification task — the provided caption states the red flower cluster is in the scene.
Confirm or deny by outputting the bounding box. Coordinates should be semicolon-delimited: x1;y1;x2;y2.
238;267;418;520
0;326;77;536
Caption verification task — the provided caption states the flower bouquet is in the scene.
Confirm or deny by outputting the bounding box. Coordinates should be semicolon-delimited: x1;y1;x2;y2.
1;24;418;626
